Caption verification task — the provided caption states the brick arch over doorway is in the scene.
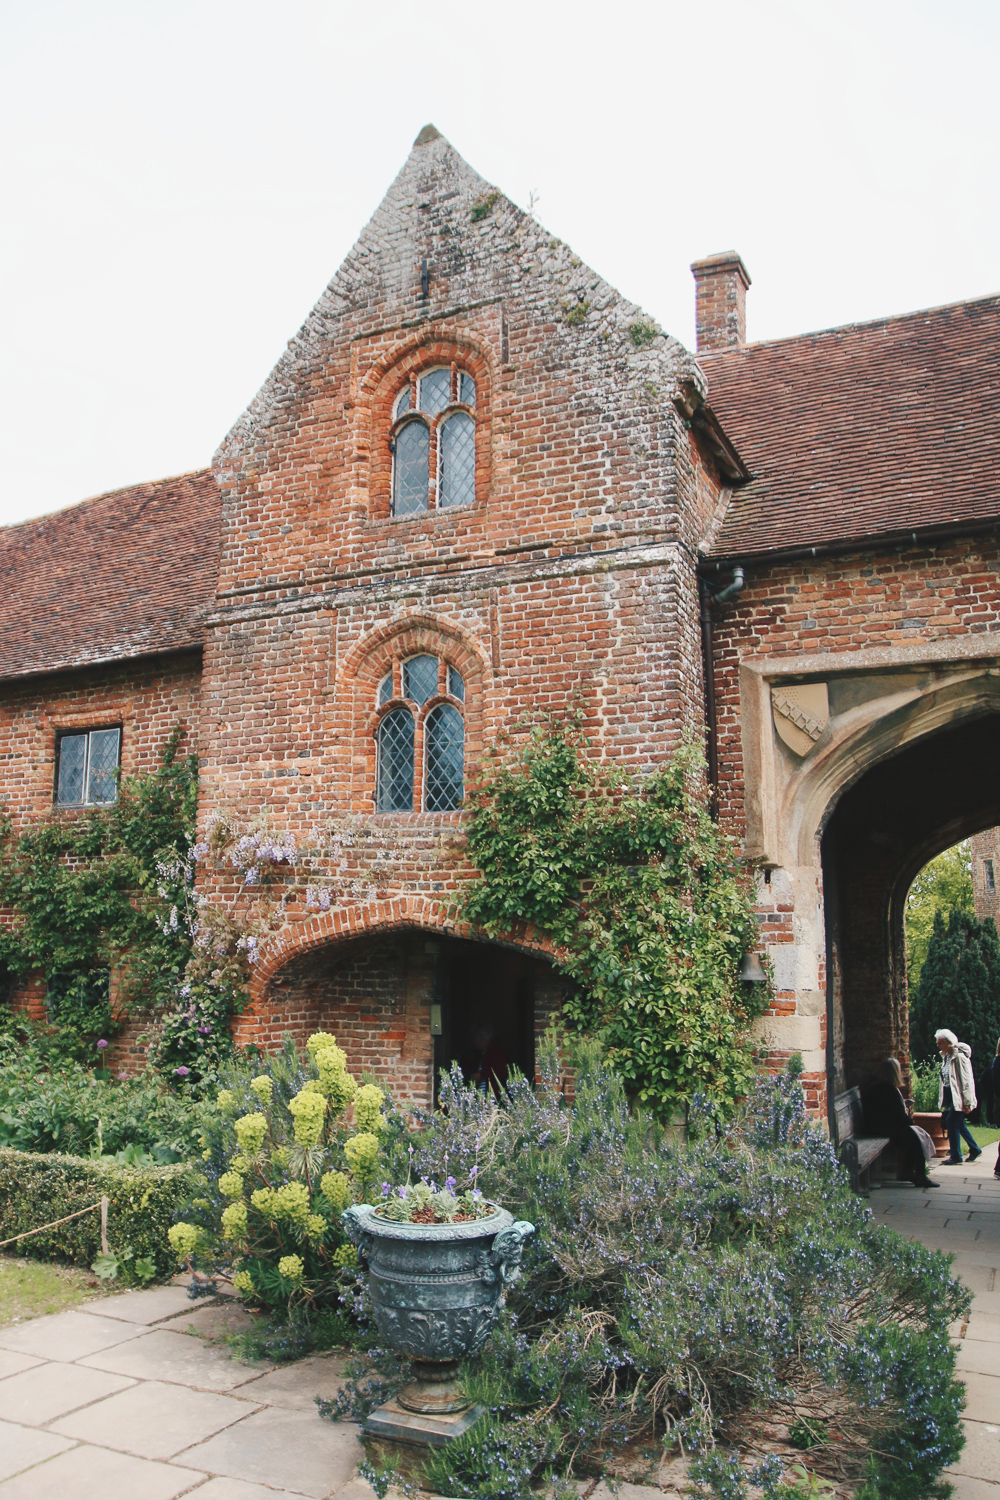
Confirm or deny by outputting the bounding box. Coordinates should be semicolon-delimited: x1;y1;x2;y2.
821;712;1000;1100
237;919;564;1109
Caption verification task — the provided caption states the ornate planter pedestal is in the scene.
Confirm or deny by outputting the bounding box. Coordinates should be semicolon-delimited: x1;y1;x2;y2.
343;1204;534;1479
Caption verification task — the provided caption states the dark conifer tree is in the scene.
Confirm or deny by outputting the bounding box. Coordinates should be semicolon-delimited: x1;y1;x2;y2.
910;908;1000;1074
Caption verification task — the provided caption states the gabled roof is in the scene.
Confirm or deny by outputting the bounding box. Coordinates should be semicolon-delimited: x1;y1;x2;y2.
700;293;1000;561
0;471;220;682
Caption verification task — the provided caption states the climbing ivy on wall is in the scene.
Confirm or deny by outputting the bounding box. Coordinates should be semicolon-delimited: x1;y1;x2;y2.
461;722;770;1119
0;729;199;1058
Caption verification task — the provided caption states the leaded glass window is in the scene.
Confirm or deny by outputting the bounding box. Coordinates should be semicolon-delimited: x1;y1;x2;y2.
56;728;121;806
403;655;438;705
447;665;465;701
425;704;464;811
377;709;415;812
459;372;476;406
418;367;451;416
377;672;393;706
394;386;411;419
393;420;429;515
438;412;476;509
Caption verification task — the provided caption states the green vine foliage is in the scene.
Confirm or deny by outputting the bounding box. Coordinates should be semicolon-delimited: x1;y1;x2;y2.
461;724;770;1118
0;729;199;1058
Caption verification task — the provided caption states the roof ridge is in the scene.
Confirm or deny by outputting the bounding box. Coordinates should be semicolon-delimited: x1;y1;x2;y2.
0;468;214;537
700;289;1000;361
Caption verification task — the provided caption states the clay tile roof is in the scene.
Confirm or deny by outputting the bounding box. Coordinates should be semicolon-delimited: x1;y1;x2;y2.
700;293;1000;561
0;470;221;682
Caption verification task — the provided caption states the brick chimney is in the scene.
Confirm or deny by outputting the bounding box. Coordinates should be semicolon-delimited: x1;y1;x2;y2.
691;251;751;352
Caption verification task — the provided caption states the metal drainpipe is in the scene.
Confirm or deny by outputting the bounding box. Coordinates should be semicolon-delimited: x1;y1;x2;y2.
699;566;744;818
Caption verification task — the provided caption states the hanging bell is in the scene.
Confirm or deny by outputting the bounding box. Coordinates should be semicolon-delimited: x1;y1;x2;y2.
740;950;767;983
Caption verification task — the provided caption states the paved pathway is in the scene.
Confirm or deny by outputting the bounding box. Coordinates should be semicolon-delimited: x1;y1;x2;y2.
869;1149;1000;1497
0;1284;365;1498
3;1160;999;1498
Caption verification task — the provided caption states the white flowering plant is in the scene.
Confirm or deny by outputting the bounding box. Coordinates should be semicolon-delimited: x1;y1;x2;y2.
168;1032;403;1314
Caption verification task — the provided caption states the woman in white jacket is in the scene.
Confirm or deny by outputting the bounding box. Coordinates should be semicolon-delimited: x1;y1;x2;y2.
936;1028;983;1165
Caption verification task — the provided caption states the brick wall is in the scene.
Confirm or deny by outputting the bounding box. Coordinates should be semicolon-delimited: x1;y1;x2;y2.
971;827;1000;937
0;651;202;1024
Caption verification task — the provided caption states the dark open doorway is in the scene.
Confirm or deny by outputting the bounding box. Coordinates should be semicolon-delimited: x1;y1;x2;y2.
429;936;538;1100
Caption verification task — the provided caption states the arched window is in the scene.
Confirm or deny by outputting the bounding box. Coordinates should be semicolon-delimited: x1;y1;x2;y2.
377;708;415;812
424;704;464;811
373;655;466;811
390;367;477;517
438;413;475;509
392;421;429;516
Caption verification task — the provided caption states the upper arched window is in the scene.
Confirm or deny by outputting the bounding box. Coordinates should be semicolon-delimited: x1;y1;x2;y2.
375;653;465;811
391;367;477;517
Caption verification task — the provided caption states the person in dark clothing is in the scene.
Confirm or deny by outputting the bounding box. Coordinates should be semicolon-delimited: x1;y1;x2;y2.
862;1057;940;1188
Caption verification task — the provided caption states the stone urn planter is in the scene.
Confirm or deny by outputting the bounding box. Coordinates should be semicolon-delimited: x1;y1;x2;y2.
342;1203;534;1468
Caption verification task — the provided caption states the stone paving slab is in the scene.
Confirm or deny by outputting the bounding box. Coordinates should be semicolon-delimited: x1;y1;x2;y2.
947;1420;1000;1482
958;1371;1000;1424
0;1423;74;1487
0;1361;134;1426
0;1354;42;1382
50;1377;261;1459
0;1444;205;1499
162;1300;259;1342
0;1311;149;1363
175;1403;361;1498
81;1286;197;1325
193;1480;318;1500
235;1354;346;1411
944;1477;1000;1498
967;1312;1000;1340
80;1328;265;1391
958;1341;1000;1378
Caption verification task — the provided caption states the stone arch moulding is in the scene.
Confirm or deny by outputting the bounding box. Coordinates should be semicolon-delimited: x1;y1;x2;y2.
236;895;556;1044
739;635;1000;871
351;316;501;523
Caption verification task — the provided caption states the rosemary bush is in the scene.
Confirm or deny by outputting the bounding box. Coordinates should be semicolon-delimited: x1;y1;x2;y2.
329;1040;968;1500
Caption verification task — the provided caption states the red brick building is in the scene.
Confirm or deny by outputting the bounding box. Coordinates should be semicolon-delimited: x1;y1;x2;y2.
2;127;998;1118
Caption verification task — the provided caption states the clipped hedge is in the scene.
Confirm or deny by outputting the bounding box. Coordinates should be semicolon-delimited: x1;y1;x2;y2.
0;1147;192;1282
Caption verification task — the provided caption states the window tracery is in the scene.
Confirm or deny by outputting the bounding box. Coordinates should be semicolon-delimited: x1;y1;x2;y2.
374;653;465;812
390;366;477;517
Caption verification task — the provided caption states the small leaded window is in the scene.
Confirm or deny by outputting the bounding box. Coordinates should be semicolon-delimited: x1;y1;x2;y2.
377;708;415;812
393;420;430;515
986;859;996;893
390;366;478;517
425;704;465;812
402;654;438;705
373;654;466;811
56;727;121;806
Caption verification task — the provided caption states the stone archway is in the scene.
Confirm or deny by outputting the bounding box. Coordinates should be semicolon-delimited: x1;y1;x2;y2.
737;641;1000;1118
821;713;1000;1094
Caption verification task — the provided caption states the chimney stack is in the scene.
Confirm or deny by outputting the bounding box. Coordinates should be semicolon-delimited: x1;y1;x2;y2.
691;251;751;353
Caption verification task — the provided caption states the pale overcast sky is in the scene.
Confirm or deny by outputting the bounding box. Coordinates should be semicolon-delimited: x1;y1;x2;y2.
1;0;997;528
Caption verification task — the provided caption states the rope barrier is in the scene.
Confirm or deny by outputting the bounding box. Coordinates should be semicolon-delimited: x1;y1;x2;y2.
0;1196;109;1253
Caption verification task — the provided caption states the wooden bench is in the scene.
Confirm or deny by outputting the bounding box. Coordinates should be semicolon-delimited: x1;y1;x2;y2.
833;1087;891;1195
